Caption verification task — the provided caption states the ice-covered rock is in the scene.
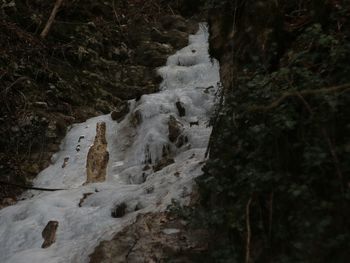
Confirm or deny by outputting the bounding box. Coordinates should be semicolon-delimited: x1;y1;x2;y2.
85;122;109;184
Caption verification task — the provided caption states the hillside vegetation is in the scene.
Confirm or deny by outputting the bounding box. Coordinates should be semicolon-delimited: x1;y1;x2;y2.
199;0;350;262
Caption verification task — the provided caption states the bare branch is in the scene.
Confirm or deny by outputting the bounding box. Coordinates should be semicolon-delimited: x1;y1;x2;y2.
40;0;64;39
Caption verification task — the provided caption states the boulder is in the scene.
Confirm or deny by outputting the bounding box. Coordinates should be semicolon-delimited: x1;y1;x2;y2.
42;221;59;248
111;102;129;122
85;122;109;184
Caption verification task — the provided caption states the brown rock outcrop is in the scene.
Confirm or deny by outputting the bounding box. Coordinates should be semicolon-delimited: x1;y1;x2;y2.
85;122;109;184
42;221;59;248
89;212;209;263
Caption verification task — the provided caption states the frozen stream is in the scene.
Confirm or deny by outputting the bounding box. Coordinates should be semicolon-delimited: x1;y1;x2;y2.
0;24;220;263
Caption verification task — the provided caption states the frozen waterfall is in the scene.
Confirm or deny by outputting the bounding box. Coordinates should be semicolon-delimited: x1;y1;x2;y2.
0;24;220;263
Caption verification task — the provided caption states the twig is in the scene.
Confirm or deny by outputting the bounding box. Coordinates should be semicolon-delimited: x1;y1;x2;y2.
168;4;175;15
40;0;64;39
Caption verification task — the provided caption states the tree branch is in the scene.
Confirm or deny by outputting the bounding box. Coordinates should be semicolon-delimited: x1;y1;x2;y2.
40;0;64;39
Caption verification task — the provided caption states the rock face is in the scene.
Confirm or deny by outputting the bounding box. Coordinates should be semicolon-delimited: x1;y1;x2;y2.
89;212;209;263
41;221;59;248
85;122;109;184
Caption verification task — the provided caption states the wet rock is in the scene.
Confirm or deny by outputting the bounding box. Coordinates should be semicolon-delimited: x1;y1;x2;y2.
153;157;175;172
41;221;59;248
175;135;188;148
85;122;109;184
89;212;209;263
79;193;93;207
111;102;129;122
168;115;183;143
143;165;151;171
162;144;171;158
130;110;143;127
111;202;127;218
175;101;186;117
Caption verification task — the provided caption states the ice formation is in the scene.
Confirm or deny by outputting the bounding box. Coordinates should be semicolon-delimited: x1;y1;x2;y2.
0;24;220;263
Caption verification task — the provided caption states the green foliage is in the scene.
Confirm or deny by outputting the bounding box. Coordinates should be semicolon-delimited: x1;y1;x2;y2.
199;1;350;262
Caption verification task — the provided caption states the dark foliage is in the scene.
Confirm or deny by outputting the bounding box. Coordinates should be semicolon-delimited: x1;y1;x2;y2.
198;0;350;262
